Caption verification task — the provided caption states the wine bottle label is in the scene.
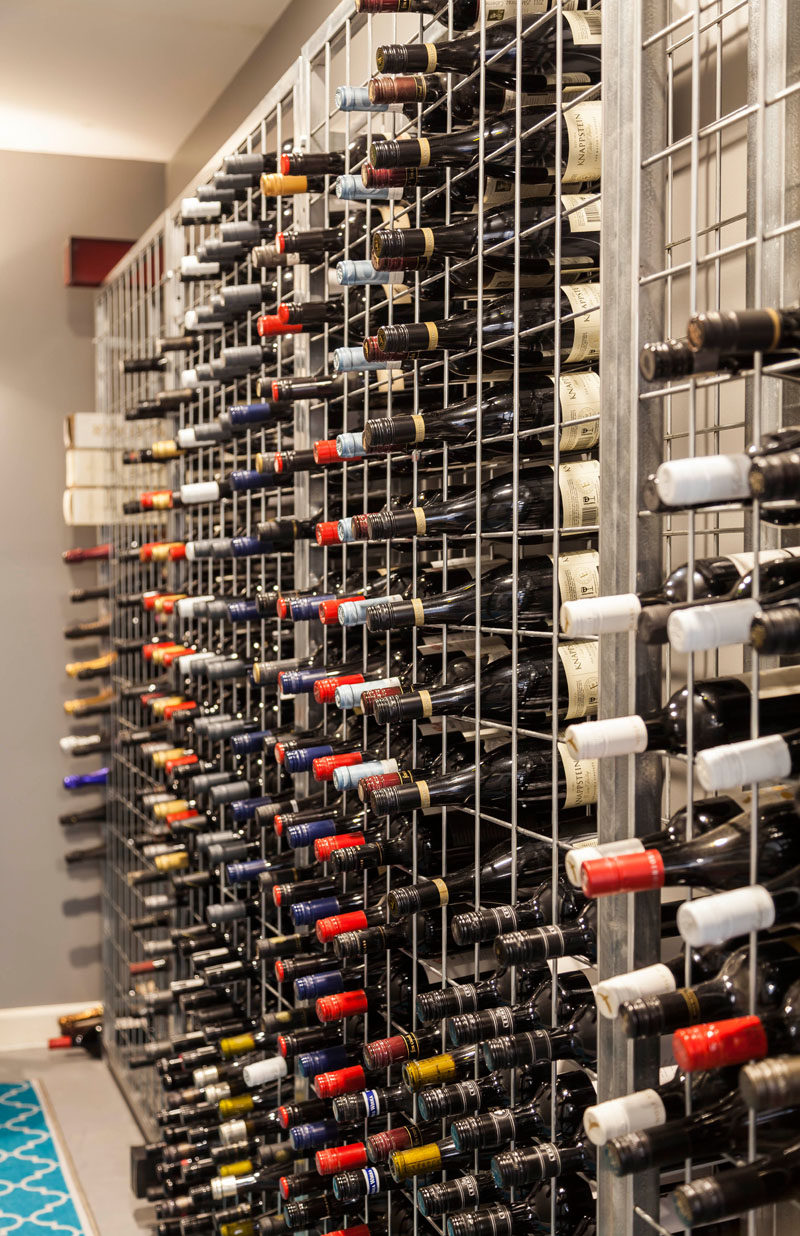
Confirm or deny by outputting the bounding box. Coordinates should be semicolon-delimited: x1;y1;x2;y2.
424;323;439;348
563;282;601;362
557;459;600;526
420;227;435;258
363;1166;382;1194
731;663;800;699
377;370;406;394
557;741;598;807
363;1089;382;1117
418;137;432;166
562;193;602;232
418;690;433;717
480;176;551;209
558;640;599;719
563;102;603;183
411;598;426;626
554;549;601;602
431;877;449;904
563;10;603;43
487;0;578;19
724;546;800;574
411;414;426;443
550;369;601;449
416;780;432;808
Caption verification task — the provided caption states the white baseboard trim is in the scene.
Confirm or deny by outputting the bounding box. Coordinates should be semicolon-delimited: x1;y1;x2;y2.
0;1002;101;1052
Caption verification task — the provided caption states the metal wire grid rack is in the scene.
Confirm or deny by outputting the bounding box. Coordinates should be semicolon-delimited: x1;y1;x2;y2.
599;2;800;1235
94;0;605;1226
96;216;179;1139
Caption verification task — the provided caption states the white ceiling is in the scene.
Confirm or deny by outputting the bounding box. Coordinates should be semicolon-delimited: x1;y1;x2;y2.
0;0;293;162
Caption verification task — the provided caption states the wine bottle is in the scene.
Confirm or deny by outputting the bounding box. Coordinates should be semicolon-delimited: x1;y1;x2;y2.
446;1177;595;1236
450;1071;595;1151
370;101;601;189
603;1090;792;1177
671;978;800;1074
386;839;552;918
739;1054;800;1111
355;0;592;31
620;941;800;1040
371;743;598;822
416;1172;505;1219
565;665;800;761
676;863;800;947
483;1002;597;1069
365;552;599;632
374;286;601;374
376;13;601;91
671;1138;800;1227
372;643;598;726
582;1066;735;1146
639;335;800;382
351;461;600;542
372;200;600;283
363;373;599;458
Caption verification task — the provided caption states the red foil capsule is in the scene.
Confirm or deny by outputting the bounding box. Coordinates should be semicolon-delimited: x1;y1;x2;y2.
359;685;402;715
315;1143;368;1175
314;674;365;704
314;1065;367;1098
316;990;369;1022
581;850;666;898
314;834;366;863
358;771;402;801
314;439;340;465
673;1016;769;1073
316;520;341;546
312;752;363;782
316;910;370;943
362;1035;413;1071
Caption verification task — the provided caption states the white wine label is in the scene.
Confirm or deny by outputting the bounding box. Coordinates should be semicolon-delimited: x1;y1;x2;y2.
563;282;601;363
418;690;433;718
413;507;427;535
557;459;600;526
485;0;584;17
562;193;602;232
555;548;601;603
385;282;413;306
563;10;603;43
480;176;550;210
558;741;598;807
558;640;599;719
553;370;601;450
563;101;603;183
725;546;800;575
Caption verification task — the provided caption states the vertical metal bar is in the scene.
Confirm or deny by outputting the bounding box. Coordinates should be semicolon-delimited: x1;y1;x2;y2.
597;4;666;1236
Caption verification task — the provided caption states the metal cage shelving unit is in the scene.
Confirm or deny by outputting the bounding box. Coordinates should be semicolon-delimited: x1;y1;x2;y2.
90;1;798;1232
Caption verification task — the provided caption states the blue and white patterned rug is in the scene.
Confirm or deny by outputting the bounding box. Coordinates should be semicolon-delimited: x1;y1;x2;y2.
0;1080;92;1234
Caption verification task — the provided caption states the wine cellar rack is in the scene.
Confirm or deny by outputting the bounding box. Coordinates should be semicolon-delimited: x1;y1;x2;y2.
92;2;800;1234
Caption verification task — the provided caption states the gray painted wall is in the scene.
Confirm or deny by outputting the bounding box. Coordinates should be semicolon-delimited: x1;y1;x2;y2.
0;149;165;1008
166;0;333;201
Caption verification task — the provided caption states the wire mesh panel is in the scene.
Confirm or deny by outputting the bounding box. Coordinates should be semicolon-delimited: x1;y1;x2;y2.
594;2;800;1235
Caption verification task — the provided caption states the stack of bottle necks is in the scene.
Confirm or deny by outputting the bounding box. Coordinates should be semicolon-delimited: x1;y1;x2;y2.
60;542;113;867
95;5;800;1235
545;299;800;1226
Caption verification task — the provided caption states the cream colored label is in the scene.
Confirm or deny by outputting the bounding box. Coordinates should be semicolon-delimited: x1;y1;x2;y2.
431;876;448;904
413;507;427;535
426;322;439;349
563;10;603;43
417;780;431;808
411;598;425;626
480;177;550;210
563;102;603;183
555;549;601;603
732;664;800;700
563;282;601;363
424;43;437;71
562;193;602;232
550;371;601;451
557;459;600;527
411;413;426;443
418;137;432;167
377;370;406;394
486;0;583;17
725;547;800;575
421;227;435;258
418;689;433;718
558;741;599;807
558;641;600;720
